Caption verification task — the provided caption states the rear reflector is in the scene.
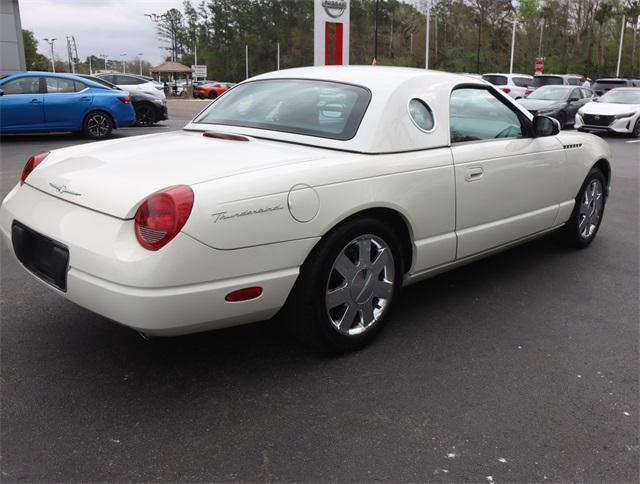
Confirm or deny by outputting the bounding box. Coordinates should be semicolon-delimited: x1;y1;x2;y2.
203;131;250;141
118;96;131;104
501;87;511;94
225;287;263;302
21;152;49;184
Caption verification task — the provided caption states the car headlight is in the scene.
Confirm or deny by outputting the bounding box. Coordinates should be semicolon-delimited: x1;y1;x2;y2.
577;109;584;115
614;112;636;119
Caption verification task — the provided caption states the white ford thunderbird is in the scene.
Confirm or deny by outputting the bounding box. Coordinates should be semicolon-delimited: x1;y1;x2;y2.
1;67;611;351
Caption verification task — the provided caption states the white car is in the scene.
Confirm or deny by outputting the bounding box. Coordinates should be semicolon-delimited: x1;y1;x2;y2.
575;87;640;137
1;66;612;351
482;73;533;99
96;73;166;101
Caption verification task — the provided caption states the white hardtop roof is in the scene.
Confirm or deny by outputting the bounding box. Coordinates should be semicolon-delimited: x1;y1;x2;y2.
186;66;514;154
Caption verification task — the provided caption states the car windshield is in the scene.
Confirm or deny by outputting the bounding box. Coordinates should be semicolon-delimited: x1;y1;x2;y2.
193;79;371;140
482;75;508;86
532;76;563;87
598;90;640;104
527;87;569;101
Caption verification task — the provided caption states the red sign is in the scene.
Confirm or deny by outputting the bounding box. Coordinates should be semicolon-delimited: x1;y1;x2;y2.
535;57;544;73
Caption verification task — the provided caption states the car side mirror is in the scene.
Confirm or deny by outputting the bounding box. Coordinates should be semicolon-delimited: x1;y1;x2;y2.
533;115;560;137
568;96;579;102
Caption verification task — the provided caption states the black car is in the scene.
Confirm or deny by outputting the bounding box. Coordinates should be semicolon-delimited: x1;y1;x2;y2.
77;74;168;126
517;85;595;129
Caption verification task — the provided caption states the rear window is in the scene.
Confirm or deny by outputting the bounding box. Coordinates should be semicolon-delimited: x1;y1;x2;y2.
482;75;508;86
193;79;371;141
532;76;563;87
595;80;626;87
512;77;531;87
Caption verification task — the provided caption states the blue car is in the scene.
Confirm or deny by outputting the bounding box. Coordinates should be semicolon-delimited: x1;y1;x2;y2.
0;71;136;139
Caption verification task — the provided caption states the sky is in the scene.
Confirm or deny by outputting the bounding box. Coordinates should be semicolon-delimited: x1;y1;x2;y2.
20;0;184;66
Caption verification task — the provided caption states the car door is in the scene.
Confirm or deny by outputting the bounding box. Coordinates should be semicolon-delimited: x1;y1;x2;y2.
565;88;585;119
43;77;93;130
449;86;566;259
0;76;45;130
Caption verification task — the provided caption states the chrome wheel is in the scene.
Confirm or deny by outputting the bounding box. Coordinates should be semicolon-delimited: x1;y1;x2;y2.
325;235;395;336
578;179;604;239
87;114;111;138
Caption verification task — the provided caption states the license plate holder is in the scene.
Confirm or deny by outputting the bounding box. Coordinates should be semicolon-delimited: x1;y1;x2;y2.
11;221;69;291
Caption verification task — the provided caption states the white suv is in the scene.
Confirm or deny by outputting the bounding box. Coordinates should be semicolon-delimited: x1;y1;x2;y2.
482;73;533;99
96;73;166;101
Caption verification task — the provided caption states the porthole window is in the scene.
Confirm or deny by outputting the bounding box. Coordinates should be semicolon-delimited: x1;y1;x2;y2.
408;98;435;132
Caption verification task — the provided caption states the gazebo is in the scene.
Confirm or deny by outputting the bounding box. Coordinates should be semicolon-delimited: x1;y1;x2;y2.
150;61;192;83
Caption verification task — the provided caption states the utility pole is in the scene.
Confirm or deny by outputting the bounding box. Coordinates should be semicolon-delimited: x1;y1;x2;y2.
100;54;108;71
43;38;56;72
617;14;626;77
89;55;92;75
476;15;482;73
373;0;379;63
245;45;249;79
137;53;143;75
277;41;280;70
538;17;544;57
66;36;73;72
509;17;517;74
120;53;127;73
425;1;430;69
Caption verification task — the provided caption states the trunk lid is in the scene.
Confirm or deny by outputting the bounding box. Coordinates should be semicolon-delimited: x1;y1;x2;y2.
27;130;327;219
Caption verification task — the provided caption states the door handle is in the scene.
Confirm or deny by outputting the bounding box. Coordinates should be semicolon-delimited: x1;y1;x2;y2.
80;96;91;101
464;167;484;182
29;98;42;104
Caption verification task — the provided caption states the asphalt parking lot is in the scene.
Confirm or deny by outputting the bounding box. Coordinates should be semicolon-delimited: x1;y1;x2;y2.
0;102;638;482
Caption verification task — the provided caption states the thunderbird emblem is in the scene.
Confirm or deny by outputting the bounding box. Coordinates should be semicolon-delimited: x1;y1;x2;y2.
49;182;81;196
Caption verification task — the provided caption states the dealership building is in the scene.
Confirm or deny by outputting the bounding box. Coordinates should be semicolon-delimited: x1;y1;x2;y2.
0;0;26;73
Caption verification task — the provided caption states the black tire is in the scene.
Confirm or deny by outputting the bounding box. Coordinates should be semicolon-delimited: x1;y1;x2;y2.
208;91;218;100
556;168;607;249
134;103;156;127
281;217;404;353
83;111;113;139
632;118;640;138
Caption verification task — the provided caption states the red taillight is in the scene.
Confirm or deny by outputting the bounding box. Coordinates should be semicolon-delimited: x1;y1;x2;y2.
225;287;263;302
20;152;49;184
501;87;511;94
134;185;194;251
118;96;131;104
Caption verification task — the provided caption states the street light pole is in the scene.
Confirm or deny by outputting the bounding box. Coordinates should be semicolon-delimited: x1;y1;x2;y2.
425;1;430;69
120;53;127;73
373;0;379;63
617;14;626;77
277;41;280;70
43;38;56;72
509;17;517;74
137;53;143;75
245;44;249;79
100;54;108;71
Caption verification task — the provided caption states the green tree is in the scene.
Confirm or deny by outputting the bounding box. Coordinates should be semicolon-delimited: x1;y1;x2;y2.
22;29;50;70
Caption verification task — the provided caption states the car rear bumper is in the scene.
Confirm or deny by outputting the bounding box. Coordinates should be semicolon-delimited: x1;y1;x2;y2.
1;184;314;336
154;104;168;121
